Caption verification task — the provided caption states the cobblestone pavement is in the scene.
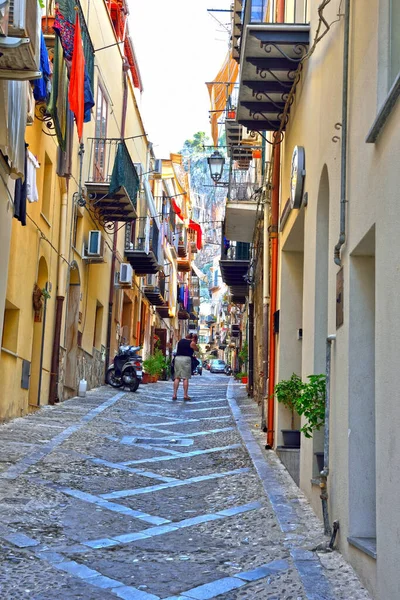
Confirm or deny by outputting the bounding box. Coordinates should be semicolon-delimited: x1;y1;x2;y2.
0;373;372;600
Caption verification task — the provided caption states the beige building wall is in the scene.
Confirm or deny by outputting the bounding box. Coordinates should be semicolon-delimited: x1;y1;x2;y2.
275;1;400;597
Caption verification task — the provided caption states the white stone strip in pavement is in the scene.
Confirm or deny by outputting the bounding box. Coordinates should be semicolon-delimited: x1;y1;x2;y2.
0;391;127;480
131;416;231;428
82;501;263;550
88;458;180;482
59;487;171;525
101;467;250;500
121;444;242;466
117;426;234;441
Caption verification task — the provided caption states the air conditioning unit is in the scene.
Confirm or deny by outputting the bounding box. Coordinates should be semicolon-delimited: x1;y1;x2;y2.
119;263;133;285
0;0;41;80
85;230;104;258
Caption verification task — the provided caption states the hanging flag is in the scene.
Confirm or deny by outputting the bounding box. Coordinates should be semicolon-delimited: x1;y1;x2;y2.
68;13;85;141
189;219;203;250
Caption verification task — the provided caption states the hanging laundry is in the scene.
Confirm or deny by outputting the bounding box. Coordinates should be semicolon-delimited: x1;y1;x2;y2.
14;144;28;226
31;32;51;102
26;151;40;203
53;9;75;61
189;219;203;250
83;68;95;122
68;13;85;141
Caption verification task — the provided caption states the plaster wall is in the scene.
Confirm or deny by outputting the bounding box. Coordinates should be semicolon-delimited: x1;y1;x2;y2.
275;0;400;596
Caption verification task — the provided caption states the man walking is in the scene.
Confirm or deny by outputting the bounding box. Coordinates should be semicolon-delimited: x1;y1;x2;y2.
172;334;198;401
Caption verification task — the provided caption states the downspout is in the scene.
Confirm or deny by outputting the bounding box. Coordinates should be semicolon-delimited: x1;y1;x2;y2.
320;334;336;536
266;143;280;448
266;0;285;449
49;177;68;404
248;285;254;396
334;0;350;266
262;159;270;431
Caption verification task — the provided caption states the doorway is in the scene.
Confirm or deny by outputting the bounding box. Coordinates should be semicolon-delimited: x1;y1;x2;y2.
29;256;49;407
64;263;80;392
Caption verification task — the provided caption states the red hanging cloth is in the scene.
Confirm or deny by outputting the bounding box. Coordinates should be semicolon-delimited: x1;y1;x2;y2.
189;219;202;250
68;13;85;141
171;198;184;220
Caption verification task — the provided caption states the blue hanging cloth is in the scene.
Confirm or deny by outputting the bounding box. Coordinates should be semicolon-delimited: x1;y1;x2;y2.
31;32;51;102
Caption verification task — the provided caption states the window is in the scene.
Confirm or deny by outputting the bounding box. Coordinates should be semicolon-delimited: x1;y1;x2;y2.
41;153;53;221
390;0;400;86
93;302;104;349
2;301;20;354
93;85;108;181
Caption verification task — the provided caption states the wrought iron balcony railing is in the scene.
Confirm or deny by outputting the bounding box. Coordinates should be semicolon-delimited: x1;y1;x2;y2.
124;217;160;275
221;241;251;261
85;138;139;224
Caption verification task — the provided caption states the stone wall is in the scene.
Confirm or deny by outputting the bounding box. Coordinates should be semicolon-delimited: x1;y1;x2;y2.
59;345;105;400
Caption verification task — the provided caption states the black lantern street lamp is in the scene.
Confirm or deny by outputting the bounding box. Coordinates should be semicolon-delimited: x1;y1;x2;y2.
207;151;225;183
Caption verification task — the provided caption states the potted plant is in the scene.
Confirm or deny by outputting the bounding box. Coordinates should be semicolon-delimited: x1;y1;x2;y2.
143;349;166;383
296;374;326;439
274;373;303;448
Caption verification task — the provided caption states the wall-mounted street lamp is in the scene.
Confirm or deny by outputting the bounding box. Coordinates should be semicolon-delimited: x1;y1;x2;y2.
207;151;225;183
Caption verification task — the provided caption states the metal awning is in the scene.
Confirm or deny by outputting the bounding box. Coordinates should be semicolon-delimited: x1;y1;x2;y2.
237;24;310;132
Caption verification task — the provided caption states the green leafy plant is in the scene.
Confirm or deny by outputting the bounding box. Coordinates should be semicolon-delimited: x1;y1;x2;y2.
274;373;326;437
41;288;51;300
143;349;166;377
238;341;248;371
274;373;303;430
297;374;326;438
234;371;246;380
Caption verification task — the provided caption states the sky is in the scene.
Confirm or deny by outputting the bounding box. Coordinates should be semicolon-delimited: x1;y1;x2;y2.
129;0;230;158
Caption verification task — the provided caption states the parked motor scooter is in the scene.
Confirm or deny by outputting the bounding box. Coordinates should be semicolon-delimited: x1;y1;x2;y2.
106;345;142;392
224;365;232;376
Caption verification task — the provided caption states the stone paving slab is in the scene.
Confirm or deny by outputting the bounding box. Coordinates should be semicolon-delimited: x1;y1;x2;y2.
0;376;372;600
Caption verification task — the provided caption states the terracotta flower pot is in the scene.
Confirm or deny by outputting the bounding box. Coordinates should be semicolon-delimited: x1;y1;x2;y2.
141;373;150;384
241;376;248;384
42;16;55;34
252;149;262;159
227;110;236;119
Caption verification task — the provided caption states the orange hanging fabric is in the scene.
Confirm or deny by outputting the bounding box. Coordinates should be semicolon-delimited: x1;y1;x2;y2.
68;13;85;141
206;53;239;146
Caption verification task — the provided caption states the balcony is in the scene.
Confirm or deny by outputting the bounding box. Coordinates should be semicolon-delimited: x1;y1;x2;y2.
125;217;160;275
143;273;167;306
0;0;41;80
85;139;139;223
236;0;310;132
225;170;261;243
220;240;251;304
188;230;198;254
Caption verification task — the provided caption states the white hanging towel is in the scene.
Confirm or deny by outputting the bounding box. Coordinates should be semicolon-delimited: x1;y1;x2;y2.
26;150;40;203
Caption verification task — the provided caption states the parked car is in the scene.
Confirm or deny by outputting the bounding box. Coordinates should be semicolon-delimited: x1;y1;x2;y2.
210;359;226;374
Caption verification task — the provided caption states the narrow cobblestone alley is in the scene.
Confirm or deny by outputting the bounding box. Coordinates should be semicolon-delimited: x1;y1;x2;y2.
0;374;371;600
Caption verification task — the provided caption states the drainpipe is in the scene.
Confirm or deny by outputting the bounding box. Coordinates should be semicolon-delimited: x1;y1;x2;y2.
49;178;68;405
266;143;280;448
334;0;350;266
248;285;254;396
320;334;336;536
262;183;270;431
266;0;285;448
